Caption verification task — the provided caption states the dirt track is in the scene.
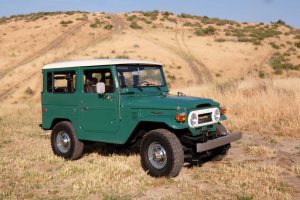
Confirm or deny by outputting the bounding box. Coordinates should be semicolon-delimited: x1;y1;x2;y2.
0;14;125;101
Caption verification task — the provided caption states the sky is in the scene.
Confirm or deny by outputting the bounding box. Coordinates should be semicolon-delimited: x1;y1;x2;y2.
0;0;300;28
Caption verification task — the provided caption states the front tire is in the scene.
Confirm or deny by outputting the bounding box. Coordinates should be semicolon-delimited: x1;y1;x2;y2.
51;121;84;160
140;129;184;177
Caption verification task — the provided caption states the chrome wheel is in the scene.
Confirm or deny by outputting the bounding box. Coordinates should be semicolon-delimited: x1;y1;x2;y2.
56;132;71;153
148;142;167;169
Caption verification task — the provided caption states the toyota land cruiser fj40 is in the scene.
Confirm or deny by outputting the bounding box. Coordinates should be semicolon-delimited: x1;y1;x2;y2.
41;59;242;177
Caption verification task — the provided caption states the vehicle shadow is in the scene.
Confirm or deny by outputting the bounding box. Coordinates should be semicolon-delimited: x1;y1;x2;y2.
83;142;139;157
83;142;226;169
184;154;226;168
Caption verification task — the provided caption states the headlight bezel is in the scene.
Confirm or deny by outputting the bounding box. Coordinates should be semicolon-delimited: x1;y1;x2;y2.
188;107;221;128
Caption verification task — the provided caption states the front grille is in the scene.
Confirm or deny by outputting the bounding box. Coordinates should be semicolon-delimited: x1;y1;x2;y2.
198;113;212;124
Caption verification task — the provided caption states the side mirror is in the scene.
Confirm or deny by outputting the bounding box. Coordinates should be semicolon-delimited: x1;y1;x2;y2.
96;82;105;94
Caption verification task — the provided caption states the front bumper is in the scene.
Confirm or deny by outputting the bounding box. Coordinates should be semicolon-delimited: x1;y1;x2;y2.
196;132;242;152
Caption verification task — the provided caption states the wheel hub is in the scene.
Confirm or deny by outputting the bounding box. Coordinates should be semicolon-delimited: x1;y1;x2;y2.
148;142;167;169
56;132;71;153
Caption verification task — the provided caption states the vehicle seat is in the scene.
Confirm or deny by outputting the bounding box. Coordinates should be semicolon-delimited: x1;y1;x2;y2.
85;78;98;93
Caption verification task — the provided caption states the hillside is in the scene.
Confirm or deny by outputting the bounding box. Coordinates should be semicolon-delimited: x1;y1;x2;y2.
0;11;299;105
0;11;299;199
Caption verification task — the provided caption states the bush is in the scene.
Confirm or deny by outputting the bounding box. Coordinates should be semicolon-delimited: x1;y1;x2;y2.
178;13;195;19
200;16;235;26
60;20;73;26
194;26;216;36
269;42;280;49
127;15;137;21
130;21;142;29
104;24;113;30
116;55;129;59
269;52;300;72
215;38;226;42
295;42;300;48
275;19;286;26
141;10;159;20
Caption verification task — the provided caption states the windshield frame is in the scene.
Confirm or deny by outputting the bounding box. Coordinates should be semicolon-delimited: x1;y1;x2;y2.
116;64;167;89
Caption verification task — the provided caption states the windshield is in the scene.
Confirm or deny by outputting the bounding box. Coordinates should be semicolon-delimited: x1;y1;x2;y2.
116;65;166;88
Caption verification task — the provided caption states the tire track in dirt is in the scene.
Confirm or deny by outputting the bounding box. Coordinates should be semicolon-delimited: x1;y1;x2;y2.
67;14;125;55
0;20;89;100
0;71;40;100
175;22;213;83
0;14;125;101
138;22;212;85
0;20;89;80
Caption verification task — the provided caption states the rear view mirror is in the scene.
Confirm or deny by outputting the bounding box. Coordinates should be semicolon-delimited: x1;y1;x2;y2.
96;82;105;94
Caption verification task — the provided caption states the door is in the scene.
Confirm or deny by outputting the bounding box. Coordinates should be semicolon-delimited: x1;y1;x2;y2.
79;67;119;134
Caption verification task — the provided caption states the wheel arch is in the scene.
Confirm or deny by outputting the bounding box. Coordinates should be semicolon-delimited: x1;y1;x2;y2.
125;121;187;145
50;118;72;129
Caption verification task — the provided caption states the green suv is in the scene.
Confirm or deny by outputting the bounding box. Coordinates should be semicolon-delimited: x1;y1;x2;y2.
41;59;242;177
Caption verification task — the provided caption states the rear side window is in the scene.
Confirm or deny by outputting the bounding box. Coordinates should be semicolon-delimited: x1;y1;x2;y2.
47;71;76;93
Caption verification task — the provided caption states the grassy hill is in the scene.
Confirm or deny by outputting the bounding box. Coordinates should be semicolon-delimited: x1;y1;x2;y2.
0;11;299;199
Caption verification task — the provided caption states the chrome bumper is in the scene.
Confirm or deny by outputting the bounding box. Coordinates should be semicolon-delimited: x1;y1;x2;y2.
196;132;242;152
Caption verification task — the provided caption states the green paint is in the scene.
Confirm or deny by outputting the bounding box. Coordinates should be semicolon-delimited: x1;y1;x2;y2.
41;63;226;144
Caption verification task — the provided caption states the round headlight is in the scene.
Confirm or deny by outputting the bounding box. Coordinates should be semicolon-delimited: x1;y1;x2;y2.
213;109;221;121
189;113;198;127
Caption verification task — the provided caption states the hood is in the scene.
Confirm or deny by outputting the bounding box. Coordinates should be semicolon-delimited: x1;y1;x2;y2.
127;94;219;110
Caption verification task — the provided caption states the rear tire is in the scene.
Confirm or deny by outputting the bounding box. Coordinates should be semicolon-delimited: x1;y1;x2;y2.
51;121;84;160
140;129;184;177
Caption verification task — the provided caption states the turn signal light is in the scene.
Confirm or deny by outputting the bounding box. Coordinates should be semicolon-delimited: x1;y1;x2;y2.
221;107;227;115
176;113;186;122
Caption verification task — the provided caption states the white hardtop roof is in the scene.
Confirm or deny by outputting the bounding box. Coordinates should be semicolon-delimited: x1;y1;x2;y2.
43;59;162;69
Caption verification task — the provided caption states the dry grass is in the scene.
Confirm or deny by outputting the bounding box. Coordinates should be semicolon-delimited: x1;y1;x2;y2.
1;12;300;199
173;78;300;137
0;101;295;199
245;145;276;158
191;162;291;200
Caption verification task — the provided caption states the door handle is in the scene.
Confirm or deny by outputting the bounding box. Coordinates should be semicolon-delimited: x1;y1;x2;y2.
82;107;88;111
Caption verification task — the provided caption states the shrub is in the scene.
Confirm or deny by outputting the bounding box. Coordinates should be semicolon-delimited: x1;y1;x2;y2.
194;26;216;36
269;52;300;72
215;38;226;42
116;55;129;59
269;42;280;49
90;23;97;28
60;20;73;26
127;15;137;21
258;71;266;79
178;13;195;19
295;42;300;48
200;16;235;26
130;21;142;29
141;10;159;20
275;19;286;26
183;22;193;27
104;24;113;30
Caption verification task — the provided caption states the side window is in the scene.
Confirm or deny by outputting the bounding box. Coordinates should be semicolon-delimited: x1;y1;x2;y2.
84;69;114;93
47;71;76;93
